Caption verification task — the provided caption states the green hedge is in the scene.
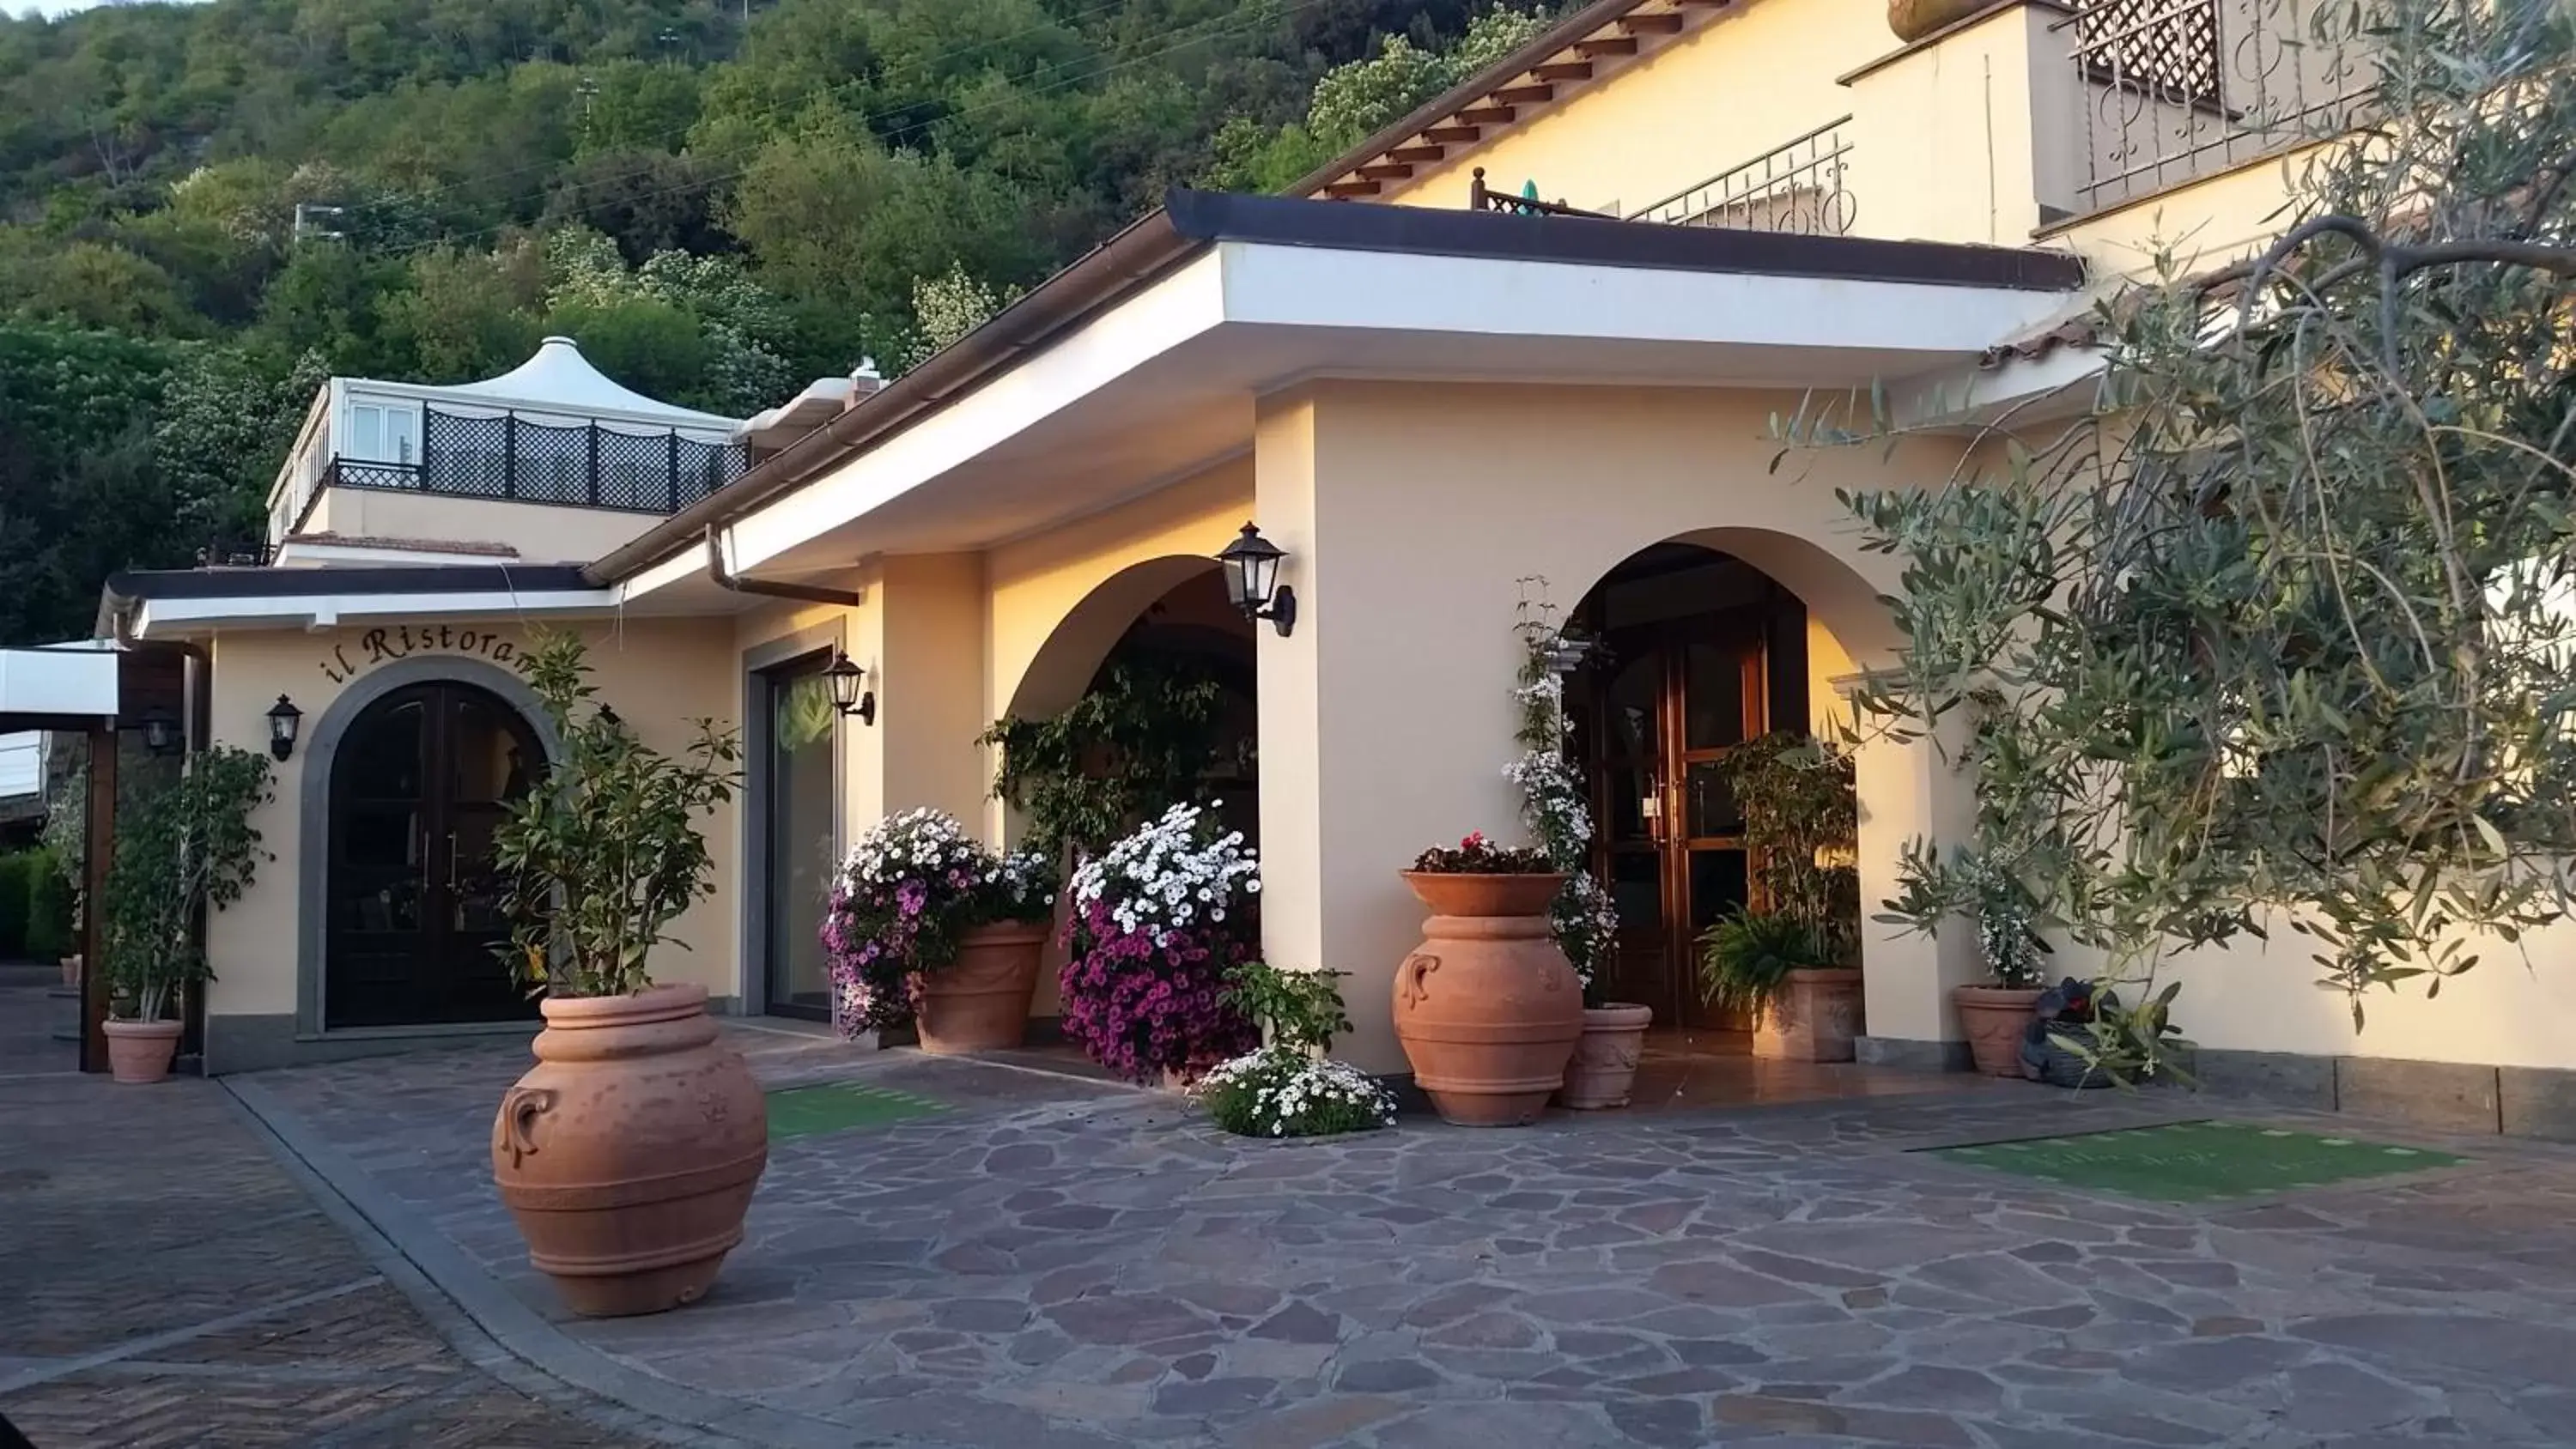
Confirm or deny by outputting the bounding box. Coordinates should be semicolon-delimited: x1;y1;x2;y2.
26;848;72;961
0;853;30;959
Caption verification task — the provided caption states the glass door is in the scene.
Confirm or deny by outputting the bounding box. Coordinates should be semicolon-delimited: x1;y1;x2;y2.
1580;615;1766;1029
763;658;839;1020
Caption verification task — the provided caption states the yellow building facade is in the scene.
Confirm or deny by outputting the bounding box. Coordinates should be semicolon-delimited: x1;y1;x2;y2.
102;0;2570;1135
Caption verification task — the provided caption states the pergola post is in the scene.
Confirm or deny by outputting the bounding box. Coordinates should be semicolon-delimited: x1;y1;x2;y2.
80;722;114;1074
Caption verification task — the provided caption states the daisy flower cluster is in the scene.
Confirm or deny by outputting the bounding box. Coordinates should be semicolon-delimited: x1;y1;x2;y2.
1058;802;1261;1082
822;808;1056;1038
1508;589;1619;997
1195;1046;1397;1138
1067;802;1260;945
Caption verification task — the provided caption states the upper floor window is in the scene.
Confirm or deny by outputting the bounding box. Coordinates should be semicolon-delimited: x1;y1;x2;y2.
346;401;420;464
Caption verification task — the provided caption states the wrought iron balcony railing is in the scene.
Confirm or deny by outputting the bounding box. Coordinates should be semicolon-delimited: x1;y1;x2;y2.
295;406;750;531
2067;0;2380;213
1632;117;1856;236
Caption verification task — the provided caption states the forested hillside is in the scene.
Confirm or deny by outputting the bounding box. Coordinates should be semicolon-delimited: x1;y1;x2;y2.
0;0;1546;643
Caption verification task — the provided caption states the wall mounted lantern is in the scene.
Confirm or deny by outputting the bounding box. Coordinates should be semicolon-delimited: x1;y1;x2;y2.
265;694;303;761
1218;523;1297;638
825;650;876;726
140;713;183;757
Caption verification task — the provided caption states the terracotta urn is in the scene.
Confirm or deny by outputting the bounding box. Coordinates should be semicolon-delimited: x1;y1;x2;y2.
1887;0;2004;42
1558;1003;1655;1110
1750;968;1863;1062
1391;872;1584;1126
491;983;768;1318
59;954;80;988
1954;984;2045;1076
914;920;1048;1054
102;1019;181;1084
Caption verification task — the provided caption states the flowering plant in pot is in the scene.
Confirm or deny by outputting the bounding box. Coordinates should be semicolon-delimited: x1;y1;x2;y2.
1196;961;1397;1138
98;746;272;1084
1060;801;1260;1083
1504;589;1638;1106
487;630;756;1319
2023;977;2195;1089
1394;831;1584;1126
823;809;1057;1052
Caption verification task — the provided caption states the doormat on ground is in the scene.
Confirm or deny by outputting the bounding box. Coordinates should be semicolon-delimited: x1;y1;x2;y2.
766;1080;947;1141
1925;1120;2464;1203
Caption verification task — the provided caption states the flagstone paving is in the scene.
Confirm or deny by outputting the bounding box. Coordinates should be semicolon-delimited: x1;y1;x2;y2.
229;1022;2576;1448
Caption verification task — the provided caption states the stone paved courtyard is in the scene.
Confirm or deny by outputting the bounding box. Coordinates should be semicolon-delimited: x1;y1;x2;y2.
227;1021;2576;1448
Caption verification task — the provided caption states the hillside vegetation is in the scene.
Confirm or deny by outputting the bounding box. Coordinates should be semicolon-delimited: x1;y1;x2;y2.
0;0;1544;642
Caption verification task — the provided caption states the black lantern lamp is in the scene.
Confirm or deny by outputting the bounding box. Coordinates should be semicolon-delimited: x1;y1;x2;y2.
1218;523;1297;637
139;712;183;757
825;650;876;726
265;694;302;761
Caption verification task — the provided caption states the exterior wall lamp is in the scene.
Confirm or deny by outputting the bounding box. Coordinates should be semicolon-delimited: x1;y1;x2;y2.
266;694;303;761
1218;523;1297;638
825;650;876;726
140;713;184;757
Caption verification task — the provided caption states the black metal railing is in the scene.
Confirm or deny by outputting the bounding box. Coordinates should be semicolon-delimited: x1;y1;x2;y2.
316;406;749;518
1632;118;1857;235
2067;0;2380;212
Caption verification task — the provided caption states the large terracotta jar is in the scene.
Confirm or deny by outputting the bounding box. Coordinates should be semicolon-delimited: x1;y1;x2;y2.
102;1019;181;1084
1751;968;1863;1062
1558;1003;1654;1110
491;983;768;1318
1392;872;1584;1126
1954;984;2044;1076
914;920;1048;1054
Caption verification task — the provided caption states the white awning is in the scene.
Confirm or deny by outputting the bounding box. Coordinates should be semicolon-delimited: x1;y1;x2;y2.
0;644;117;724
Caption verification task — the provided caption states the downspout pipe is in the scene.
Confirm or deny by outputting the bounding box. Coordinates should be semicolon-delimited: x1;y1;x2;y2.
705;525;862;609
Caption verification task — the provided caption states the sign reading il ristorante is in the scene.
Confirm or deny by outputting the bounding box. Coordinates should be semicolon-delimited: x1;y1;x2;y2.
315;625;532;686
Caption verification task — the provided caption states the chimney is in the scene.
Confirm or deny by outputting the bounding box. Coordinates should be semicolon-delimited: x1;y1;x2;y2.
848;356;886;408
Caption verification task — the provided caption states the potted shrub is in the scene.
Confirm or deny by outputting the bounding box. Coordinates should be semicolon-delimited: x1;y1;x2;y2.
487;632;756;1319
2024;977;2196;1088
1953;854;2053;1076
1196;961;1398;1138
1394;832;1585;1126
821;808;1057;1052
98;747;272;1084
1697;909;1860;1060
1060;801;1260;1083
1712;732;1864;1062
1503;594;1644;1109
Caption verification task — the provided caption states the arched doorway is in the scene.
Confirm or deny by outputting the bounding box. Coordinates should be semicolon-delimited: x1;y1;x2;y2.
324;681;544;1029
1570;542;1823;1030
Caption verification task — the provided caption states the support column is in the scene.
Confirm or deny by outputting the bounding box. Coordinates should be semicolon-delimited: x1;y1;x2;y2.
1852;716;1982;1070
1253;390;1527;1074
80;723;113;1073
872;553;989;827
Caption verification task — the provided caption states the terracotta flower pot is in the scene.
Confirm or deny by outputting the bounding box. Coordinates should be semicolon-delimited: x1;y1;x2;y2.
1391;871;1584;1127
1558;1003;1654;1110
102;1019;181;1084
1750;968;1863;1062
1887;0;2004;42
914;921;1048;1054
59;955;80;988
491;983;768;1318
1954;984;2045;1077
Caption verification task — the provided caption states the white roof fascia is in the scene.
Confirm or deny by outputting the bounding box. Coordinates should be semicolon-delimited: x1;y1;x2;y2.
131;588;624;636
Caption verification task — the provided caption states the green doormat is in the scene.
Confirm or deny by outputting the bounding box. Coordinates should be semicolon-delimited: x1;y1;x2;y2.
766;1081;947;1141
1929;1120;2464;1203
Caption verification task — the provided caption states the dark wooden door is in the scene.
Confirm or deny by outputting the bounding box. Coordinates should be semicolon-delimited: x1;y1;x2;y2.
325;682;542;1028
1581;614;1768;1028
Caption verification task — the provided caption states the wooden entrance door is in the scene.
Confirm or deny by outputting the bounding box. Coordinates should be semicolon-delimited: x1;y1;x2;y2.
325;682;543;1028
1581;613;1769;1029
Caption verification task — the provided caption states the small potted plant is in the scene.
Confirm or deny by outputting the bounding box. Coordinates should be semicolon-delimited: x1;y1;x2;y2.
1060;801;1261;1084
1504;593;1645;1110
1953;854;2052;1076
2025;978;2195;1088
1697;908;1860;1060
822;809;1059;1052
488;631;756;1319
98;747;272;1084
1711;732;1864;1062
1196;961;1398;1138
1393;832;1585;1126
